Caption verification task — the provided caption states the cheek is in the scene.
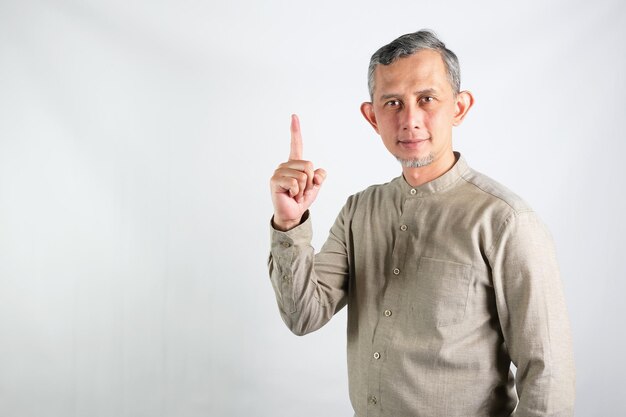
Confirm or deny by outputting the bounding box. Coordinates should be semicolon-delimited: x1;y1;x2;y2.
377;114;399;134
426;109;453;132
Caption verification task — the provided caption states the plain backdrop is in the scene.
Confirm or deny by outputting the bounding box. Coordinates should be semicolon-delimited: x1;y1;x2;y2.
1;0;625;416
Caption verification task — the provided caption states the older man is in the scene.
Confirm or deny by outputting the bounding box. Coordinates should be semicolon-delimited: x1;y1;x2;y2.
268;30;575;416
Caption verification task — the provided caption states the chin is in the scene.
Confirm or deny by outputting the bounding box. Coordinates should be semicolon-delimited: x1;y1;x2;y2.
396;153;435;168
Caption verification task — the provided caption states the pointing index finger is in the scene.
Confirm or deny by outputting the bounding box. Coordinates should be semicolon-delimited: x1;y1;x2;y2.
289;114;303;161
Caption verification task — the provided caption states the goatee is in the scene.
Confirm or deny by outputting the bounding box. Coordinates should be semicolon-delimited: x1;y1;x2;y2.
396;153;434;168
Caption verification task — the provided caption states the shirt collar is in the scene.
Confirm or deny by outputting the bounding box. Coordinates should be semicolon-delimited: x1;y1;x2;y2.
394;152;469;197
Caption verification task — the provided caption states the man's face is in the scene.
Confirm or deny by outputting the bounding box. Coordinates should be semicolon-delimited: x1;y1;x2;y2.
361;49;469;169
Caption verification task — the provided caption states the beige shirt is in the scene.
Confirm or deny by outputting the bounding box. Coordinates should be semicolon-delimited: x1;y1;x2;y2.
268;154;575;417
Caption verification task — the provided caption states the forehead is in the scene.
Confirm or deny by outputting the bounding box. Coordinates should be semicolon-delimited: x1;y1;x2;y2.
373;49;450;98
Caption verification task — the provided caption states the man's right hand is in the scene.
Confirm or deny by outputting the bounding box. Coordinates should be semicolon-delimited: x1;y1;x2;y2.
270;114;326;231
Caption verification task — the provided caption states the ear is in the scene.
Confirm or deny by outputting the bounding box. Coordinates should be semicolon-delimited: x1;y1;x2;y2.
360;102;380;134
452;91;474;126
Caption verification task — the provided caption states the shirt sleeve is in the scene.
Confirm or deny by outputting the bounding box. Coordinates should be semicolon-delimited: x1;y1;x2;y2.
488;210;576;416
267;208;350;336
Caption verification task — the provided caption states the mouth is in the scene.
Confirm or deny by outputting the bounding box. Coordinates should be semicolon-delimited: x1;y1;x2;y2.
397;138;430;149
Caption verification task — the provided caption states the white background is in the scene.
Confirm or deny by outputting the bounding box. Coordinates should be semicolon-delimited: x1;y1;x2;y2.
1;0;625;416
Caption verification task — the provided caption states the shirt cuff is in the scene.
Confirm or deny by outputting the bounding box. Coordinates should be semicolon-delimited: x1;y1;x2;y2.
270;210;313;252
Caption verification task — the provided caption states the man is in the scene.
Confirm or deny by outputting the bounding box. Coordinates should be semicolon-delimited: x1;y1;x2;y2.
268;30;575;416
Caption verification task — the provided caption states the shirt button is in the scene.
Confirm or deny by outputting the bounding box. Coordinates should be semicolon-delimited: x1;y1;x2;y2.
282;275;291;283
384;309;392;317
281;242;291;248
393;268;400;275
369;395;377;405
410;188;417;195
400;224;408;231
373;352;380;359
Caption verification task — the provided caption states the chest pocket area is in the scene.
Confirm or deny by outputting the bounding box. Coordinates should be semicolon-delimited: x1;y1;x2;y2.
412;257;472;327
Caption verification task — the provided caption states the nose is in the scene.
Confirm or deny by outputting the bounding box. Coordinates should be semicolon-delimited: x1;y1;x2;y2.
400;104;424;131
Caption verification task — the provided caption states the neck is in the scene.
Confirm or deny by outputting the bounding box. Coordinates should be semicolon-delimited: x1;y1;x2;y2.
402;151;457;187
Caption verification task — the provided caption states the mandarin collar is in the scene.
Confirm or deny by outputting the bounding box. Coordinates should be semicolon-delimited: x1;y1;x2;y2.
394;152;469;197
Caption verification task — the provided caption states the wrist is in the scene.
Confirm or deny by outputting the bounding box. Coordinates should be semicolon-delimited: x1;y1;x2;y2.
272;211;309;232
272;217;301;232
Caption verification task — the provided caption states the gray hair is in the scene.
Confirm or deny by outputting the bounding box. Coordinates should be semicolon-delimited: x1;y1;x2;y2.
367;30;461;99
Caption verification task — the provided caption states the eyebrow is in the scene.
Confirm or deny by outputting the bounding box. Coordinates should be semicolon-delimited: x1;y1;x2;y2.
379;88;438;101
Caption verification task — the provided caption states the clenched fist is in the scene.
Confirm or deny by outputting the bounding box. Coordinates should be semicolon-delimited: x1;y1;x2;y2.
270;114;326;231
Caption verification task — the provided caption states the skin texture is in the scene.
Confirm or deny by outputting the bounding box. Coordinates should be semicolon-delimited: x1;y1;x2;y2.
270;49;473;231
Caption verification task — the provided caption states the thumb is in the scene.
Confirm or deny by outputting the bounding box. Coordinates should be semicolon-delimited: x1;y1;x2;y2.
312;168;327;187
301;168;326;206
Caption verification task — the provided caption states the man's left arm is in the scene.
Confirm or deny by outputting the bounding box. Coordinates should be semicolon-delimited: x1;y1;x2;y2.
489;210;576;417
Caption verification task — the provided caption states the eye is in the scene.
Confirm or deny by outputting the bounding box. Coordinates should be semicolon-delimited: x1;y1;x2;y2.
385;99;401;108
421;96;434;103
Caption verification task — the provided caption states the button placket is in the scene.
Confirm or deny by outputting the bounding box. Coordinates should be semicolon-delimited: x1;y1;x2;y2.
366;196;418;415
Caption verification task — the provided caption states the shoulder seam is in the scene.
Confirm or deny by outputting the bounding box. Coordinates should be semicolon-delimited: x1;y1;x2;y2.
485;210;536;260
459;171;533;214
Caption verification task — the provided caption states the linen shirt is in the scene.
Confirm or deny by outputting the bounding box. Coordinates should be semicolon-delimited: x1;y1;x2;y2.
268;154;575;417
